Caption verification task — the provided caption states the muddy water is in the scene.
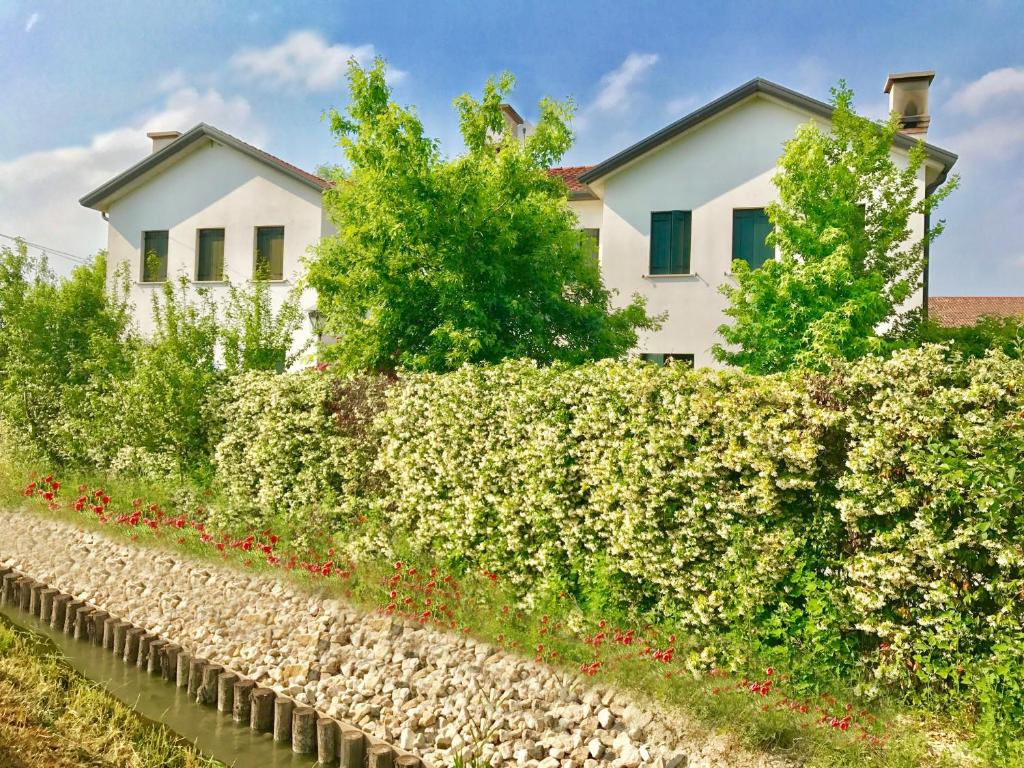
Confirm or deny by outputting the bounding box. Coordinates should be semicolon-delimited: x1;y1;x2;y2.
0;604;318;768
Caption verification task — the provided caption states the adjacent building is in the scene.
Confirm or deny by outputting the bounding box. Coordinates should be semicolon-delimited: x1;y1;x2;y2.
553;73;957;366
81;72;959;367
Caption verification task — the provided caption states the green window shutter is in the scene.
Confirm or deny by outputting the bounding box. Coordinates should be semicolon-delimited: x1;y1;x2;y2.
196;228;224;281
649;212;672;274
650;211;691;275
255;226;285;280
142;230;168;282
732;209;773;269
670;210;691;274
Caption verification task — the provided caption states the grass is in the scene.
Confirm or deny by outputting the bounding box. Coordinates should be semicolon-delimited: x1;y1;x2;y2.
0;459;978;768
0;616;222;768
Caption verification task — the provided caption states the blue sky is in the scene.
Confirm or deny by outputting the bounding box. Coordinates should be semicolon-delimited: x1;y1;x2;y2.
1;0;1022;295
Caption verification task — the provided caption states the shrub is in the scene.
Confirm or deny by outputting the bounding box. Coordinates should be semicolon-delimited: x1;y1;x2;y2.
213;368;388;531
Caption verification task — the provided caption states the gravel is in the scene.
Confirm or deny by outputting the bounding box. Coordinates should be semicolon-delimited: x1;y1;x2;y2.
0;510;792;768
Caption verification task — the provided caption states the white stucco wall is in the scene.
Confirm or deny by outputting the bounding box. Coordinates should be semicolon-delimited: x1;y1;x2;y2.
572;94;929;367
104;140;330;363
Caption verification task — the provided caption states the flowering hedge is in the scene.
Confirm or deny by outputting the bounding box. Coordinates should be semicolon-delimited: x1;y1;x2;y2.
14;346;1024;738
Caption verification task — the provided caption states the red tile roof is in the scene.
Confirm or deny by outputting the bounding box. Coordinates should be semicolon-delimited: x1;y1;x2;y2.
234;133;332;190
548;166;597;200
928;296;1024;327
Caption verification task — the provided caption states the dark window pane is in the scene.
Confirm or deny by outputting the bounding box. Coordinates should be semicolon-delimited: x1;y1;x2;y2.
732;209;774;269
649;213;672;274
255;226;284;280
142;230;168;282
196;228;224;282
670;210;691;274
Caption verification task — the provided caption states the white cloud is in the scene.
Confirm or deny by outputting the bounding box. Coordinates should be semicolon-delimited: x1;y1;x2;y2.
948;66;1024;114
945;116;1024;160
0;87;260;271
24;12;39;32
230;30;406;92
157;69;188;93
591;52;659;113
664;95;697;117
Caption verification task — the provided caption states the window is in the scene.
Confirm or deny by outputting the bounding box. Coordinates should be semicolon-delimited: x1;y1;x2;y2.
141;230;168;282
196;228;225;282
649;211;691;275
582;228;600;260
254;226;284;280
732;209;774;270
640;353;695;367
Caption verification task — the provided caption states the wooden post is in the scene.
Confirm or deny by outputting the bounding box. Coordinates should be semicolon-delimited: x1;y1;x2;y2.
396;755;421;768
90;611;109;646
187;657;207;699
148;639;167;675
29;582;44;616
64;600;84;635
197;663;223;706
73;606;92;641
101;616;118;651
19;578;33;611
232;679;255;724
162;644;180;682
39;588;57;623
136;634;153;668
176;651;192;688
273;697;295;744
250;688;275;733
368;743;395;768
317;718;339;764
1;573;19;608
217;672;238;714
123;627;144;664
291;706;316;754
112;622;129;657
50;593;71;630
340;729;366;768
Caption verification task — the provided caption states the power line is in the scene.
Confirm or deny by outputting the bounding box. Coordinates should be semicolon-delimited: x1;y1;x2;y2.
0;232;90;265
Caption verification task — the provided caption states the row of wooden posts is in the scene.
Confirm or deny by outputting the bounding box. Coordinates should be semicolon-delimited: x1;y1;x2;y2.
0;566;423;768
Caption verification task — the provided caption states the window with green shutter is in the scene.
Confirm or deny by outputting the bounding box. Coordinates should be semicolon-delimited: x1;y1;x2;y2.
141;230;168;282
196;228;225;282
649;211;691;275
254;226;284;280
732;208;774;270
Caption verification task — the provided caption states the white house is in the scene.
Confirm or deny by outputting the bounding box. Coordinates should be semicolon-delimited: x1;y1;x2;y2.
82;72;956;368
552;72;957;366
80;124;333;357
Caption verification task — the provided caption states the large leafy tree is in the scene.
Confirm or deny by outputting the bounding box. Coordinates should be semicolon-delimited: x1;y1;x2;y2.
714;82;957;373
307;60;655;373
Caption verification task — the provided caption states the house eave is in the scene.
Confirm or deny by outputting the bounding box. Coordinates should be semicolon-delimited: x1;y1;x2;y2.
79;123;328;211
578;78;958;186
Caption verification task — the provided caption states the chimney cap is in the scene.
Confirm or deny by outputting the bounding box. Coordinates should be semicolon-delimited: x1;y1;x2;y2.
884;71;935;93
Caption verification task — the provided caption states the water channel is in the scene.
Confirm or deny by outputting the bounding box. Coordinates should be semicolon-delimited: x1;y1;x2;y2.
0;602;320;767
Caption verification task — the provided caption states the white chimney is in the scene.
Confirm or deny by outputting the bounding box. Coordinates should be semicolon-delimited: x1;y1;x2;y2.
884;71;934;135
146;130;182;154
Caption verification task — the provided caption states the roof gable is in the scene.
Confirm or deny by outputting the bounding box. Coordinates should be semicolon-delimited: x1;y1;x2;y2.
578;78;957;189
80;123;329;211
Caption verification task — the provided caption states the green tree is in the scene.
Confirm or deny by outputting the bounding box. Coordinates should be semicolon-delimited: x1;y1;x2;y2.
889;309;1024;360
307;60;655;373
220;273;310;373
0;243;133;463
714;82;958;373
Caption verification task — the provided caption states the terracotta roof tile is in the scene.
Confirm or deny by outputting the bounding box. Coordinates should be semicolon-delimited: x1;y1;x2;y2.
928;296;1024;327
548;166;597;200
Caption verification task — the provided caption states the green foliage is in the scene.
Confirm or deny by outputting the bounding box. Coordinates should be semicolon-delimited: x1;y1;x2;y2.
892;311;1024;360
308;59;655;373
220;276;310;374
213;369;388;531
715;82;958;373
0;243;133;465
